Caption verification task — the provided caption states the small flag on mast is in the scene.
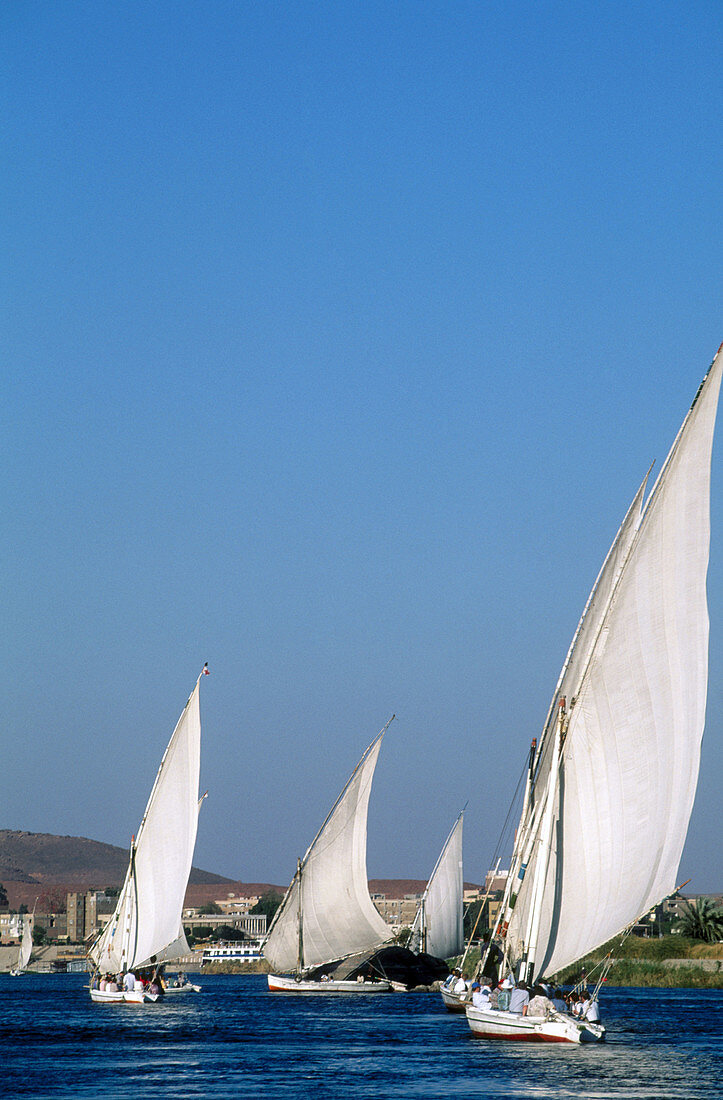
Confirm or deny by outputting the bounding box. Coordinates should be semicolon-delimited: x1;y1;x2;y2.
203;663;210;675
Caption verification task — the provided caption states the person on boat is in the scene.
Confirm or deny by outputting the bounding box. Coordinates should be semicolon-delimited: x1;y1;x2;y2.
508;980;530;1015
551;988;568;1013
471;981;493;1011
442;970;457;991
106;977;119;993
492;976;513;1011
527;985;554;1017
123;970;136;992
479;935;502;986
99;975;107;991
453;971;468;996
579;992;601;1021
91;974;100;991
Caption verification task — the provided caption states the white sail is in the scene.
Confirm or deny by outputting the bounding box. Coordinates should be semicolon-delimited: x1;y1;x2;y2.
506;347;723;979
410;810;464;959
264;723;393;974
529;472;650;805
17;914;33;971
89;676;203;973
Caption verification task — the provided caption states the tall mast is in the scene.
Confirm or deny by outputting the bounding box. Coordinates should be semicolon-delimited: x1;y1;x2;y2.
296;858;304;976
519;698;566;984
120;838;137;971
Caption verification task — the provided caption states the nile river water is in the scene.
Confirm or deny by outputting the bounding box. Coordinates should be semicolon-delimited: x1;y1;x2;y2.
1;974;721;1099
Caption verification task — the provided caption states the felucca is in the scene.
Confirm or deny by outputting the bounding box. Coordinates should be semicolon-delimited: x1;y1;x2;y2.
408;810;464;958
264;719;395;993
467;345;722;1043
87;667;208;1003
10;912;34;976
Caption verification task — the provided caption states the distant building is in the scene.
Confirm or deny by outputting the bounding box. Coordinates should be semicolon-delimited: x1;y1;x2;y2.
0;913;24;944
372;893;422;930
65;890;118;942
181;911;267;938
67;892;98;942
484;869;509;895
632;892;723;937
215;894;260;916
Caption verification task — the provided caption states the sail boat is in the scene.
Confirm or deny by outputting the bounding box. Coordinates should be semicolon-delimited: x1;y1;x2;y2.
88;668;207;1003
466;346;722;1043
264;718;395;993
408;809;464;960
10;912;34;976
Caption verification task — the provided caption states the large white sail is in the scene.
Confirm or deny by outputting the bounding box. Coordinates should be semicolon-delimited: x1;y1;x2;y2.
529;473;649;807
506;347;722;979
17;914;33;971
264;724;392;974
89;676;203;973
410;810;464;959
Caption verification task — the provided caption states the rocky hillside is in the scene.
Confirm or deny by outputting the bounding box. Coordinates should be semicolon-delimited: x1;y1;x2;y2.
0;830;232;887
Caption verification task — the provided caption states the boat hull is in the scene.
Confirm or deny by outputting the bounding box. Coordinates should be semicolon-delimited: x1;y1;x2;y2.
466;1005;605;1044
90;988;160;1004
440;986;468;1013
267;973;391;993
90;988;125;1003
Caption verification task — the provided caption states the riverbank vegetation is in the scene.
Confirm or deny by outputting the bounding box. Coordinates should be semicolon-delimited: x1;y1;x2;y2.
449;936;723;988
198;959;271;975
555;935;723;988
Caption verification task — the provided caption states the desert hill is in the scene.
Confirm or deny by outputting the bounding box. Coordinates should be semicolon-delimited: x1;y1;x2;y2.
0;831;479;912
0;830;232;888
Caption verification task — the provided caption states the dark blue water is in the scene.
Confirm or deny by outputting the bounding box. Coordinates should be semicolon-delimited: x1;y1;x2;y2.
1;974;721;1099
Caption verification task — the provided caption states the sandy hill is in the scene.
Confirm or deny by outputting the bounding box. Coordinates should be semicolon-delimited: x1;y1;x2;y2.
368;879;480;896
0;831;480;912
0;830;232;889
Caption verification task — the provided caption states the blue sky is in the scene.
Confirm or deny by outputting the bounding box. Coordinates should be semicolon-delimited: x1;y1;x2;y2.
2;1;722;893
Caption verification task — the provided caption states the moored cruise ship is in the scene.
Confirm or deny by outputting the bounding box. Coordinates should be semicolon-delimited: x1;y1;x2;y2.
201;940;264;964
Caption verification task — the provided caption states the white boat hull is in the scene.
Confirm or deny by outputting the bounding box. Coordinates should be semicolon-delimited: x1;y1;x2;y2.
90;988;160;1004
440;986;468;1013
90;988;125;1003
267;973;391;993
466;1005;605;1044
163;982;201;994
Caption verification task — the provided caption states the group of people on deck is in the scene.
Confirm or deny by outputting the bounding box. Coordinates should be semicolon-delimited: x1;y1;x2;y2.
91;968;165;996
444;968;600;1021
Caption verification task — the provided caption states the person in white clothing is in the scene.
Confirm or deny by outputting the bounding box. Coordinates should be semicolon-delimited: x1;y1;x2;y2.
471;982;493;1010
581;993;600;1021
123;971;136;992
453;972;468;996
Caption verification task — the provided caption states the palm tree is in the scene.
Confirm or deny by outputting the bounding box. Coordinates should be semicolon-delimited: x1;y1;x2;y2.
674;897;723;943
